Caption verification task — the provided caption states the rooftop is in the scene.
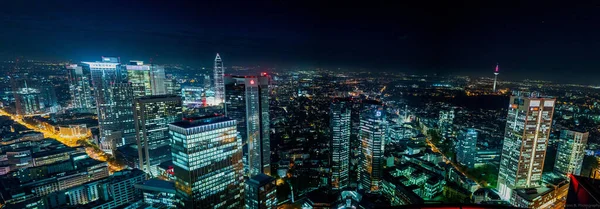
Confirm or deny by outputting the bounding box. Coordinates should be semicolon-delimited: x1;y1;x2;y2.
170;114;233;128
247;173;276;187
134;178;175;193
513;186;554;201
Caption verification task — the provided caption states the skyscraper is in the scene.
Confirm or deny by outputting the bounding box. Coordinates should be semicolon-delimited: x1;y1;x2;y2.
67;64;94;112
13;81;42;116
554;130;588;176
359;100;386;192
214;53;225;104
134;95;183;176
497;95;556;200
438;109;455;139
456;128;478;168
330;98;352;190
169;115;244;208
224;75;271;176
245;173;277;209
126;60;166;97
83;57;134;149
109;83;138;147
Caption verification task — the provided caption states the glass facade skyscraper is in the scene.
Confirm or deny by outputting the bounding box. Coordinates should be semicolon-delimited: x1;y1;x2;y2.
83;57;135;149
359;100;386;192
497;95;555;200
330;98;351;190
126;61;166;97
456;128;477;168
169;115;244;208
134;95;183;176
67;64;94;112
554;130;588;176
224;75;271;176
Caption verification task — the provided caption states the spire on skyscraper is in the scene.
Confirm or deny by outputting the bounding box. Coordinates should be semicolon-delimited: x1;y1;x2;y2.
214;53;225;104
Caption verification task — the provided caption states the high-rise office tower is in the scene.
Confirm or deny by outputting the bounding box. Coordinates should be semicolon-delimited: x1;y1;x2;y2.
554;130;588;176
109;83;138;147
134;95;183;176
359;100;386;192
14;81;42;116
438;109;455;139
224;74;271;176
245;173;277;209
83;57;134;149
169;115;244;208
456;128;478;168
67;64;95;112
126;60;166;97
497;95;555;200
214;53;225;104
493;63;499;92
330;98;352;190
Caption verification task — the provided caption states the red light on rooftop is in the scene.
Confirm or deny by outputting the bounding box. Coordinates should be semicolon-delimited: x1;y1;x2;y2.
250;80;255;85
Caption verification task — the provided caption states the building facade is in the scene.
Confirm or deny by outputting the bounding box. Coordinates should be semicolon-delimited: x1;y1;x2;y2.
67;64;94;112
82;57;134;148
134;95;183;176
359;100;387;192
554;130;588;176
126;61;166;97
245;174;277;209
224;75;271;176
169;115;244;208
456;128;477;168
330;98;352;190
497;95;555;200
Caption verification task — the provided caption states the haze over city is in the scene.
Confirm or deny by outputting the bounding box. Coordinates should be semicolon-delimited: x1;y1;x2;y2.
2;1;600;83
0;1;599;209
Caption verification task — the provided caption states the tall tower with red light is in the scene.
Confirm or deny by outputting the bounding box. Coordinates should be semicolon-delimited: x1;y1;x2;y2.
493;63;499;92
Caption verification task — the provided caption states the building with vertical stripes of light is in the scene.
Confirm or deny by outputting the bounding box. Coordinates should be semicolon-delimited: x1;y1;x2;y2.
554;130;588;176
497;94;555;200
224;74;271;177
359;100;386;193
67;64;94;112
83;57;137;148
330;98;352;190
169;115;244;208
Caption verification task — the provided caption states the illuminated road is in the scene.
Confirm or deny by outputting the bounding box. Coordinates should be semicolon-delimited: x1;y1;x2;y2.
425;137;483;188
0;109;125;173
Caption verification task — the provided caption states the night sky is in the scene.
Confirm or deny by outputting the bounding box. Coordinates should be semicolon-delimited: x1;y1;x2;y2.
2;1;599;83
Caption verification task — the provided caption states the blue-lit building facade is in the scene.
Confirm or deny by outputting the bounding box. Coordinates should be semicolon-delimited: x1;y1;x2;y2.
456;128;477;168
169;115;244;208
83;57;136;149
